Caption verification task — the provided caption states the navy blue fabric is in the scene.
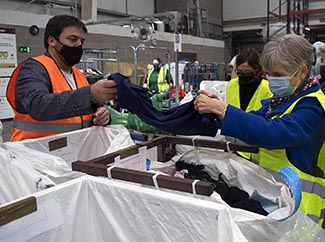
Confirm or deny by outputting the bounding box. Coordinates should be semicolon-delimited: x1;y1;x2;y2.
109;73;220;136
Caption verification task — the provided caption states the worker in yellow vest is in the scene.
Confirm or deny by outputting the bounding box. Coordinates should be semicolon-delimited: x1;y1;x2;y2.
226;48;273;159
194;34;325;227
144;57;173;94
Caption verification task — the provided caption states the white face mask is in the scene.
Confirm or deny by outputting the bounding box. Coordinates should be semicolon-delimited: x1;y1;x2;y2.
266;69;299;97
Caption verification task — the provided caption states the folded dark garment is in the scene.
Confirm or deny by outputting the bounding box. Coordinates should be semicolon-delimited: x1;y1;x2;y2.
108;73;220;136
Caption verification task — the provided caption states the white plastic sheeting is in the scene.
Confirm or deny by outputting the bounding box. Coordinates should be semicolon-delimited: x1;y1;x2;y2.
2;176;325;242
0;125;135;204
0;176;248;242
200;80;229;102
0;144;58;204
12;125;135;165
170;148;325;241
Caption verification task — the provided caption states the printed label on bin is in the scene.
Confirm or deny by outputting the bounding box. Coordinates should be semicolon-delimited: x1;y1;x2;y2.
114;146;147;171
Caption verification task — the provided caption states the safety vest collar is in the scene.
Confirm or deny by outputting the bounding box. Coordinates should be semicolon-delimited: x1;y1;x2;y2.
226;78;272;112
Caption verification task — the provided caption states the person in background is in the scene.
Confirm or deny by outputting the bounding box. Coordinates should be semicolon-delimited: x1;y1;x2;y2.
194;34;325;226
227;48;273;112
0;121;3;144
319;45;325;86
226;55;237;81
144;57;173;95
6;15;117;142
225;48;273;159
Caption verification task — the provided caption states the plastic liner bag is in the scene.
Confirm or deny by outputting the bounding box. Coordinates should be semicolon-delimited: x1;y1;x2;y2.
0;121;3;144
200;80;229;102
0;144;62;204
236;210;325;242
172;147;325;241
7;125;135;166
0;176;249;242
0;126;135;203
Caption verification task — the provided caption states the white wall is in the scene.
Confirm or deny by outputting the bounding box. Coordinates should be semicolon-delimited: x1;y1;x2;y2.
223;0;325;22
0;9;224;49
127;0;154;16
98;0;154;16
0;0;155;19
98;0;126;13
223;1;266;21
223;1;286;21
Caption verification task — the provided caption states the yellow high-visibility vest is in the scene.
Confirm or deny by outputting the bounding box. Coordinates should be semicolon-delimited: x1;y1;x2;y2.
252;89;325;227
226;78;273;159
147;67;169;92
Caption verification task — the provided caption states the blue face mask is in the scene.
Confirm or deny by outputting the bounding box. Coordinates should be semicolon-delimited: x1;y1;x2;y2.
267;70;298;97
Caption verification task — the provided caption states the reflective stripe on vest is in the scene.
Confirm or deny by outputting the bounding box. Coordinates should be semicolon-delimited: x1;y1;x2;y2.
147;67;169;92
226;78;273;159
13;119;92;133
264;166;325;226
252;89;325;226
6;55;93;141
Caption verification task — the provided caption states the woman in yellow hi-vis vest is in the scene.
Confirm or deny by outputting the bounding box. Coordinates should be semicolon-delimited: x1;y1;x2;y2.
226;48;273;159
144;57;173;93
194;34;325;228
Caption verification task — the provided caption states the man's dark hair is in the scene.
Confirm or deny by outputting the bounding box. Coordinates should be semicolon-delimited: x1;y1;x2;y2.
44;15;87;49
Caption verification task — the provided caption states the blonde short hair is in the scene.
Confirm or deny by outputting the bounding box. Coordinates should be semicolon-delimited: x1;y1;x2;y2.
261;34;313;74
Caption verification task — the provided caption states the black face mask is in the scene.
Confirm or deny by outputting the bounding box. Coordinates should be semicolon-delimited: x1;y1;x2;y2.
153;63;160;71
56;39;83;66
236;71;254;84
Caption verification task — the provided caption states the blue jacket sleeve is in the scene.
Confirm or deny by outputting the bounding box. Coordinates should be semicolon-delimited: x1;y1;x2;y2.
109;73;220;136
221;97;325;149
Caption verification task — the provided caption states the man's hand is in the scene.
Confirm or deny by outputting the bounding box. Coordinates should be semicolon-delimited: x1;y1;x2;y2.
93;106;110;126
91;79;117;103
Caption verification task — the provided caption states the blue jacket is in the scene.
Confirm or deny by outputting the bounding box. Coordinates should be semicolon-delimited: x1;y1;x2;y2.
109;73;220;136
221;83;325;175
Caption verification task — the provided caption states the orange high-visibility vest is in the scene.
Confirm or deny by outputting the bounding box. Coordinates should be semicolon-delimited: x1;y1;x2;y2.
6;55;93;141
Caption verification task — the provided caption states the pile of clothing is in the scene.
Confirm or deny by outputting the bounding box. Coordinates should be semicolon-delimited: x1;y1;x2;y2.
175;160;269;216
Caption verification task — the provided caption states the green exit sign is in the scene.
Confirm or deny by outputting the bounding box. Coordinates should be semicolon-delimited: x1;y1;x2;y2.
18;46;31;53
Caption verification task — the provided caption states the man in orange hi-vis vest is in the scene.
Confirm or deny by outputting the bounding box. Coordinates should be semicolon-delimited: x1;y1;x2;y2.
6;15;117;141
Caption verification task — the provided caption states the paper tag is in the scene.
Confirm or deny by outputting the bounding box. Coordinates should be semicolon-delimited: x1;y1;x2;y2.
114;146;147;171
